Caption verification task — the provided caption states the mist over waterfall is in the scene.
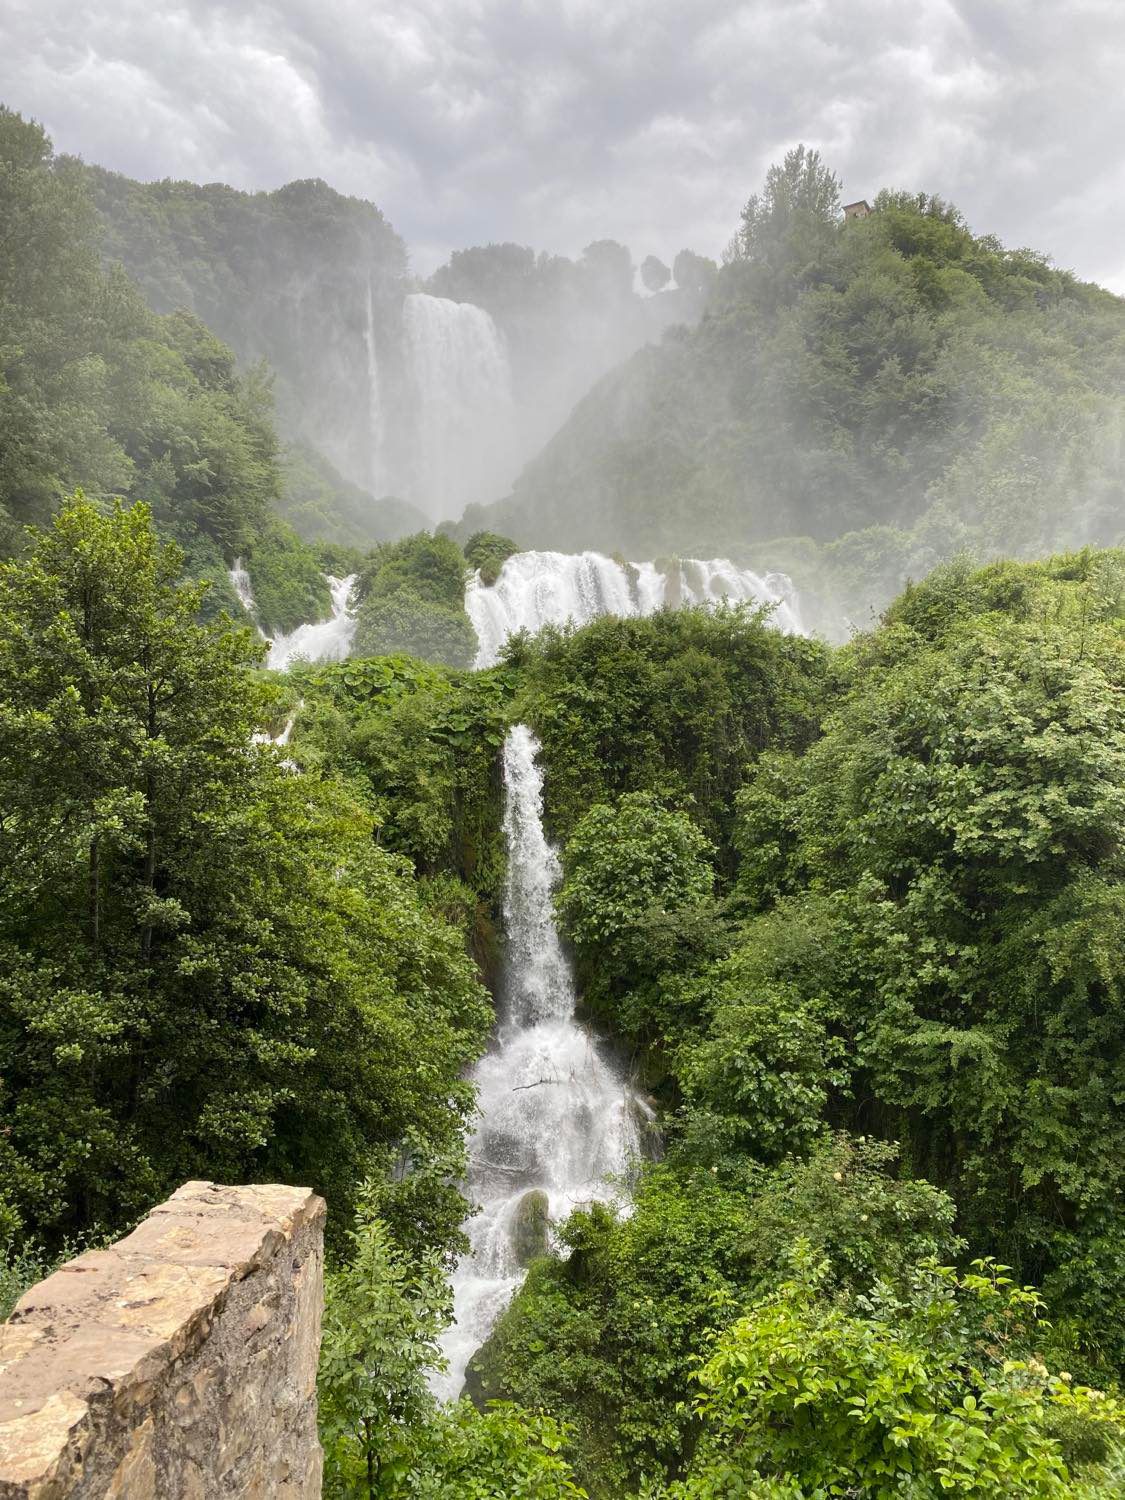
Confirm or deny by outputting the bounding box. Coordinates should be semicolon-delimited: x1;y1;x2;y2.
466;550;805;668
434;724;640;1400
363;282;385;497
403;292;514;519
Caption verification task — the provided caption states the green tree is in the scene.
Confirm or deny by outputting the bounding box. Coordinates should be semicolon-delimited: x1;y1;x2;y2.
354;590;477;668
463;530;520;586
353;532;477;667
667;1252;1125;1498
734;143;842;266
0;497;490;1250
319;1183;451;1496
556;792;717;1041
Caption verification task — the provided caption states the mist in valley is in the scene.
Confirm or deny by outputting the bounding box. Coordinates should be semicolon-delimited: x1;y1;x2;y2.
7;10;1125;1499
51;139;1124;652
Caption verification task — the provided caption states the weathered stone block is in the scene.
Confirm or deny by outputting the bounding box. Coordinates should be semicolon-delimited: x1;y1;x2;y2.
0;1181;325;1499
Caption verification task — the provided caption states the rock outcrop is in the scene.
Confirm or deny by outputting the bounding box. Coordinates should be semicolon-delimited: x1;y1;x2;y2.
0;1180;325;1498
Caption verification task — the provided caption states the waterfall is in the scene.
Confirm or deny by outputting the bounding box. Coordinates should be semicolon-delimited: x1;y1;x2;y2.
403;291;514;519
434;724;640;1400
364;281;384;496
228;559;257;617
465;550;806;668
265;574;357;671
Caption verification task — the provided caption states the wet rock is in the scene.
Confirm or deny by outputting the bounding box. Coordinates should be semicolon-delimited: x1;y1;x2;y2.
512;1189;550;1267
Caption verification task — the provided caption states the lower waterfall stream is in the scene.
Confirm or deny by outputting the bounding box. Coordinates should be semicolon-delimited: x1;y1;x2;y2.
433;722;642;1400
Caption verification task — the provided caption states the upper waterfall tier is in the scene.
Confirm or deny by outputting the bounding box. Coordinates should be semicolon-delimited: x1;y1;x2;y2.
465;549;805;667
403;292;514;519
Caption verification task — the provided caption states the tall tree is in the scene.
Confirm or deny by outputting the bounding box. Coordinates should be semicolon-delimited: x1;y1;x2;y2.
0;497;490;1249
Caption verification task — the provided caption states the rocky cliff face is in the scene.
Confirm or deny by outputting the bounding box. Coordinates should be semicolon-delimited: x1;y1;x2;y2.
0;1181;325;1499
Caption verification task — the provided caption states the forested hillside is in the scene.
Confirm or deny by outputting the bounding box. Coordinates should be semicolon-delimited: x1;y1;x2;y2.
79;160;415;514
5;100;1125;1499
84;164;712;529
470;149;1125;630
5;487;1125;1494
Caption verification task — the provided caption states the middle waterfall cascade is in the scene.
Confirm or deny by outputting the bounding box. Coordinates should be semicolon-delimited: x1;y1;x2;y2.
466;549;806;668
434;724;641;1401
403;292;515;518
265;574;358;671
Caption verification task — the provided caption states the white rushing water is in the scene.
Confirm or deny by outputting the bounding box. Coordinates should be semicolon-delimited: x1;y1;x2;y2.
229;558;257;617
466;550;805;667
364;281;385;496
265;574;357;671
403;292;514;519
434;724;640;1401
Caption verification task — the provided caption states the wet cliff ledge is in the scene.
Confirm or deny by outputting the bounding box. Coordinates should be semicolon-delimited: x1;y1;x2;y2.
0;1181;325;1499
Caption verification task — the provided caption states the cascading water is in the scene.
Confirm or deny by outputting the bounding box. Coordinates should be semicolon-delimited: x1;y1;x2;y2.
465;550;805;667
265;574;358;671
228;558;257;617
403;291;514;519
434;724;640;1401
364;281;385;496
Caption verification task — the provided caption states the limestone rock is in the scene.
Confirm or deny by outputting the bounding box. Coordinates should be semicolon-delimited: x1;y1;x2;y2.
0;1181;325;1499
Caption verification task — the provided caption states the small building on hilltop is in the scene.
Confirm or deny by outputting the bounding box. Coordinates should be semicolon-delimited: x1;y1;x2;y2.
843;199;873;221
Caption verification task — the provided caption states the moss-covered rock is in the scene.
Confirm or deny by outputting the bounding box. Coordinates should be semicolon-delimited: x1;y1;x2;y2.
513;1188;550;1268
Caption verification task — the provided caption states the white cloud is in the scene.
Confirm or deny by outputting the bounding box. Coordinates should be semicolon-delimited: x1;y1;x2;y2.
1;0;1123;288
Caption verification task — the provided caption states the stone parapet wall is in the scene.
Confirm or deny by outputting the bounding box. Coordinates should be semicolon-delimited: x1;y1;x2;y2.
0;1181;325;1498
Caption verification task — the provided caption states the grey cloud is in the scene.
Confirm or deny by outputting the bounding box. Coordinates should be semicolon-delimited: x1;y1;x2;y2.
2;0;1123;288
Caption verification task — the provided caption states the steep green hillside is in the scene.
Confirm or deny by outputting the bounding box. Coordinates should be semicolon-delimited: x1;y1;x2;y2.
77;162;408;500
470;149;1125;627
0;105;336;630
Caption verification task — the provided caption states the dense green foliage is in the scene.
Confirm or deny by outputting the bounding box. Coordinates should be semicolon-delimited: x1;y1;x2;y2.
243;516;332;635
556;793;717;1044
353;532;478;667
80;160;406;504
0;499;490;1258
465;550;1125;1494
511;605;828;855
319;1186;586;1498
471;147;1125;631
469;1141;962;1495
282;651;513;974
665;1254;1125;1498
462;530;520;586
0;102;342;641
0;108;287;563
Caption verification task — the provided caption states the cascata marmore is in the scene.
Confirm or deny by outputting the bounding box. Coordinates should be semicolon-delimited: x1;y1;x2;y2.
433;723;643;1399
466;550;804;668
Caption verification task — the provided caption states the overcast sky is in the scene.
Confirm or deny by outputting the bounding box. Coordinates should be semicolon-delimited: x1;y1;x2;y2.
3;0;1124;290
